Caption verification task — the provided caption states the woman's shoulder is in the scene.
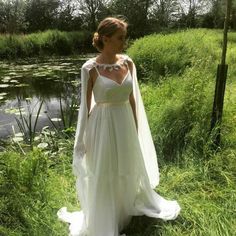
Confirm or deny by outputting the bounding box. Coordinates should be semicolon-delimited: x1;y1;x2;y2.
81;54;134;70
119;54;133;63
81;57;96;70
119;54;134;71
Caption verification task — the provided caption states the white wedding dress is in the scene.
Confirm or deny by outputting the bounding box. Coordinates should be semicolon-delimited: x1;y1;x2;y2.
57;55;181;236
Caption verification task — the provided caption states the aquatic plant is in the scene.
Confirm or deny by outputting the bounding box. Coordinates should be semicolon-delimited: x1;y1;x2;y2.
14;97;44;148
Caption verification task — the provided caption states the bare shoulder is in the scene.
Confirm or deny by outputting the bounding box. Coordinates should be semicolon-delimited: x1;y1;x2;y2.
89;66;97;77
126;59;133;75
120;54;133;73
88;67;97;85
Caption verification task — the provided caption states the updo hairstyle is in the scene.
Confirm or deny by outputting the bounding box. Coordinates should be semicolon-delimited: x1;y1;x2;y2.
92;17;128;52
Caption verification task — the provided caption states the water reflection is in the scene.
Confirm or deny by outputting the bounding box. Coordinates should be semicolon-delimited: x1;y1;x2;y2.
0;55;94;139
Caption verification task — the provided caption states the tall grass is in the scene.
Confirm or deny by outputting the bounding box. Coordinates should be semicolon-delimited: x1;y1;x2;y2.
124;29;236;235
127;29;236;162
0;149;76;236
0;30;93;59
1;29;236;235
127;29;233;81
14;98;44;148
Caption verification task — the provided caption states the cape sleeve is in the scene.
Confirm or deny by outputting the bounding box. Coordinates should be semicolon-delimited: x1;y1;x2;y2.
72;59;95;177
72;55;159;189
126;55;160;189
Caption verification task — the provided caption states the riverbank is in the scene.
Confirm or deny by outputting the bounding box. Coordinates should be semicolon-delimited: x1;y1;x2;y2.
1;28;236;235
0;30;94;59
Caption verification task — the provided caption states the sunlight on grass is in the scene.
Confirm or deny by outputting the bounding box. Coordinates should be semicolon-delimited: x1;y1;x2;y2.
1;29;236;236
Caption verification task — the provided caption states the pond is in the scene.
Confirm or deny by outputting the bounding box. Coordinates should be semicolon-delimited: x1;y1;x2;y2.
0;54;96;140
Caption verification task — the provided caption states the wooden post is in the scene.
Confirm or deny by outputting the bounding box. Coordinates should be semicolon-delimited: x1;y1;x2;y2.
210;0;232;147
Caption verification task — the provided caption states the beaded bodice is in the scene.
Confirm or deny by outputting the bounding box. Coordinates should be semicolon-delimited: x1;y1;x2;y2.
89;56;133;104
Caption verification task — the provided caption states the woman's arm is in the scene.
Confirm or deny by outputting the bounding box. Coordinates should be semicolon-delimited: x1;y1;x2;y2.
127;60;138;131
86;77;93;117
87;69;96;117
129;91;138;131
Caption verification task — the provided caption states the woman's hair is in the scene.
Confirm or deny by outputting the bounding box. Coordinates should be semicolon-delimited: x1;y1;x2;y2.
92;17;128;52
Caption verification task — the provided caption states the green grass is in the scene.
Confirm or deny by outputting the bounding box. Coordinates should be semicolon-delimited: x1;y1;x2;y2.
1;28;236;235
128;29;235;81
0;30;93;59
124;28;236;235
1;144;235;235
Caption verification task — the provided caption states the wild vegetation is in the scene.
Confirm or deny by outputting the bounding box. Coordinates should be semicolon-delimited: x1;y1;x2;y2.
1;29;236;235
0;30;92;59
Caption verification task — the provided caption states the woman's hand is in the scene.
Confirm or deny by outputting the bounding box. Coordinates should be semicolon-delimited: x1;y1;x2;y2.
73;142;86;159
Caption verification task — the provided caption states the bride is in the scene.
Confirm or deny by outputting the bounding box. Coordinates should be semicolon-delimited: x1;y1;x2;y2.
57;16;181;236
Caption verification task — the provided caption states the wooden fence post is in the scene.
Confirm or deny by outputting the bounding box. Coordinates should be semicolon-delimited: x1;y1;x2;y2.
210;0;232;147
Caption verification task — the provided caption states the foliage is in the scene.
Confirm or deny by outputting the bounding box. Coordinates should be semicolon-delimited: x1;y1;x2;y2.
0;0;27;34
127;29;236;163
1;28;236;235
0;30;93;59
127;29;223;81
0;148;77;236
0;0;235;37
14;98;44;148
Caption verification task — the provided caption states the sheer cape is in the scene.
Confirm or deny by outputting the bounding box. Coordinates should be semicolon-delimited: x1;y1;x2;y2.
72;54;159;189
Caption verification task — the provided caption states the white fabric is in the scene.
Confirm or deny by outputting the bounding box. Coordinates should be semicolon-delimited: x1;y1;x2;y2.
57;54;181;236
72;54;159;188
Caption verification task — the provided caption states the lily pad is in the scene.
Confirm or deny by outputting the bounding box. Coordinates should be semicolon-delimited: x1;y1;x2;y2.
60;63;73;66
10;80;19;83
51;118;62;122
12;136;24;142
32;114;43;117
15;83;29;87
9;72;17;76
0;92;8;96
15;132;24;137
3;76;11;81
12;75;22;78
0;84;10;88
5;107;25;114
37;142;48;149
34;136;41;141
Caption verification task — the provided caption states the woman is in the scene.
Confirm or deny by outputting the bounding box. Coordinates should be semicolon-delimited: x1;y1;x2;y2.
57;17;181;236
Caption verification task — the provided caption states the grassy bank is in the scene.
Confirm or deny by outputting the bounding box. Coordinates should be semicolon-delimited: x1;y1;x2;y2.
0;30;93;59
128;29;236;163
1;29;236;235
126;28;236;235
128;29;235;81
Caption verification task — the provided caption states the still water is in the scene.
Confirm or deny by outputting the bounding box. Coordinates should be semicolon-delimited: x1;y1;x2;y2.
0;55;95;140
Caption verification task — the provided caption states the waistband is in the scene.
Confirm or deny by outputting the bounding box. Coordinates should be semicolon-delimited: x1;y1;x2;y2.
96;100;129;106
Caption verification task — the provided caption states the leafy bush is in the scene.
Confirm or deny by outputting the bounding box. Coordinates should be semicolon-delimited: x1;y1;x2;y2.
0;148;76;235
127;29;236;163
1;28;236;236
127;29;222;81
0;30;93;59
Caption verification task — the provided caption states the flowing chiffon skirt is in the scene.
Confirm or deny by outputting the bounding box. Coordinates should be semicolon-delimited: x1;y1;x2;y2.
57;101;181;236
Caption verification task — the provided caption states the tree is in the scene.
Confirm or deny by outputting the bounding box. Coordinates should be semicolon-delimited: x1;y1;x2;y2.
149;0;180;29
110;0;153;37
230;0;236;29
177;0;212;28
209;0;225;28
0;0;27;33
77;0;110;31
57;0;83;31
25;0;60;32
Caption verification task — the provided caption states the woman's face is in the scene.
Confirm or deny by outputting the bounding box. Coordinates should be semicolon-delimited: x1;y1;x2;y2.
103;28;127;53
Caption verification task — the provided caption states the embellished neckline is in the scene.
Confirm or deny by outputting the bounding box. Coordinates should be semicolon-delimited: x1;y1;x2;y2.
92;56;128;72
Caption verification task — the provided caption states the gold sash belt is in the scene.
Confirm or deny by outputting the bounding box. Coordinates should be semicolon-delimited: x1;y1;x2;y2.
96;100;129;106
